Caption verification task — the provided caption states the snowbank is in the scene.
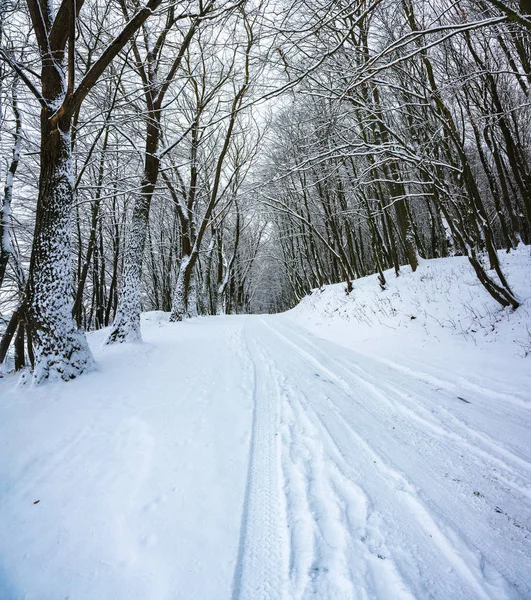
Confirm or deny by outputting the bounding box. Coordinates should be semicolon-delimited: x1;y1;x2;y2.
288;247;531;402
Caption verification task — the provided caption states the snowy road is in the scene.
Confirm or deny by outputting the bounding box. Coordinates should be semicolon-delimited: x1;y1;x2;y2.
1;313;530;599
235;315;531;600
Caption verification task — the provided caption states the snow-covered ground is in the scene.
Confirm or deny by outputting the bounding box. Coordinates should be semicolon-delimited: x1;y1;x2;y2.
289;246;531;403
1;250;530;599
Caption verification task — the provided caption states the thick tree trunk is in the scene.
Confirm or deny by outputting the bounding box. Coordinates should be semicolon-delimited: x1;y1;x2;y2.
186;267;198;318
107;121;160;343
170;255;192;322
25;117;95;381
107;194;150;342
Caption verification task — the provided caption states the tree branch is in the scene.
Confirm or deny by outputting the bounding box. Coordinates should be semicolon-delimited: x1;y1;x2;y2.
0;49;46;107
64;0;165;118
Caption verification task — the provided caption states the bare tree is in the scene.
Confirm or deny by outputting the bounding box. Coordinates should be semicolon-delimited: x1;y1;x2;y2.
0;0;170;380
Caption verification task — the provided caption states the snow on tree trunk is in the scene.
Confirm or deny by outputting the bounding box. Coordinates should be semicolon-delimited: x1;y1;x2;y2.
107;122;160;344
170;255;191;322
0;79;22;291
26;124;95;382
186;267;198;318
107;195;150;343
216;265;230;316
216;288;226;315
199;236;215;314
440;213;456;256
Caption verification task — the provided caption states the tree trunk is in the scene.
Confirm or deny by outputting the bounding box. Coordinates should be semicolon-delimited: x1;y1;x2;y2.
186;267;198;318
0;79;22;291
106;193;150;342
107;120;160;343
170;255;192;322
25;116;95;381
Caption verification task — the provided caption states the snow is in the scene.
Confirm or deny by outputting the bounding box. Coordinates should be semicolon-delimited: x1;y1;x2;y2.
1;251;531;599
288;246;531;397
0;315;253;600
26;127;95;382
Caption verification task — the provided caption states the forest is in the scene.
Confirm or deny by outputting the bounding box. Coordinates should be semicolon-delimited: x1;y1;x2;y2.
0;0;530;382
1;2;531;598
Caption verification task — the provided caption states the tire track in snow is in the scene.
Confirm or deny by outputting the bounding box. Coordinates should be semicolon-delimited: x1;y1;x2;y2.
272;319;531;500
295;356;531;594
344;358;531;474
361;355;530;410
279;319;531;456
375;380;531;501
256;317;520;599
278;374;414;600
289;383;495;600
235;319;416;599
279;377;357;600
326;352;531;505
231;322;288;600
312;398;498;600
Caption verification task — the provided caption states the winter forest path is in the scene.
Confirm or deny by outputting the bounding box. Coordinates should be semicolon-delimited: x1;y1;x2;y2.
0;313;530;599
235;315;531;600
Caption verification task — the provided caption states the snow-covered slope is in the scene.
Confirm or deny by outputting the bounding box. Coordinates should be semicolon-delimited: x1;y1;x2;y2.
288;246;531;402
0;250;530;600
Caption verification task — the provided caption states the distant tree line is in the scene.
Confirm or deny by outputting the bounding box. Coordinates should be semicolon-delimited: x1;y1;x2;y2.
259;0;530;311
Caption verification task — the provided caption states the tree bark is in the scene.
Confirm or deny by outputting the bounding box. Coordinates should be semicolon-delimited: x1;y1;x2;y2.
107;119;160;342
25;113;96;381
